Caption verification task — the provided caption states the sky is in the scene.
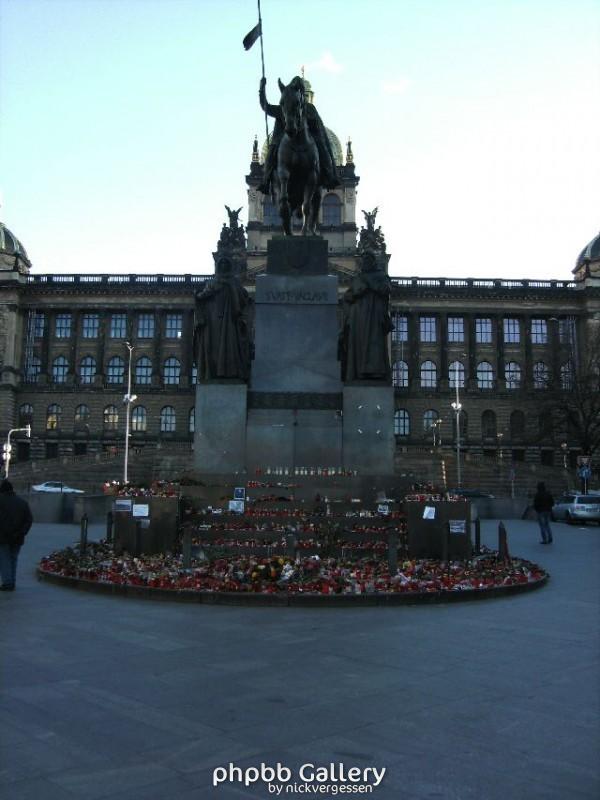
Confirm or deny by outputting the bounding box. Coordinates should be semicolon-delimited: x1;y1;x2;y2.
1;0;599;280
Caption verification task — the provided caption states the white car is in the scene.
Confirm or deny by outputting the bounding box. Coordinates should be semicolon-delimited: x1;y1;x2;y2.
552;494;600;525
32;481;84;494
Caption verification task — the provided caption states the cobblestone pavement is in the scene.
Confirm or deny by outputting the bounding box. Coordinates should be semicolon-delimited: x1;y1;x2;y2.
1;519;598;799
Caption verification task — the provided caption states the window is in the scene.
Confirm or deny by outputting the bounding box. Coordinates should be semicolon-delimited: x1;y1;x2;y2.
447;317;464;343
165;313;183;339
79;356;96;384
52;356;69;383
55;314;72;338
46;404;61;430
33;312;45;338
110;314;127;338
191;363;198;386
475;318;492;344
394;409;410;436
533;361;549;389
137;313;155;338
477;361;494;389
392;360;408;388
163;357;181;386
25;355;41;383
263;199;279;226
160;406;176;433
135;357;153;385
539;412;553;438
103;405;119;430
531;319;548;344
82;313;99;338
45;442;59;459
503;318;520;344
505;361;521;389
131;406;147;433
189;407;195;434
420;360;437;388
322;193;341;225
448;360;465;388
482;410;497;439
392;314;408;343
560;362;573;390
18;404;33;427
419;317;436;343
74;404;90;424
423;409;439;433
510;410;525;439
106;356;125;384
559;317;575;345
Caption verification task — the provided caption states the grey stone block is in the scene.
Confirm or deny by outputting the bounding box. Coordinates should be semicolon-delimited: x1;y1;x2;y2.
342;385;395;475
194;383;247;474
266;235;328;274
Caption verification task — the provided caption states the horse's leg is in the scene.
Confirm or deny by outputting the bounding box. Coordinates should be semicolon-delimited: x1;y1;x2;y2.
277;167;292;236
301;171;318;236
309;175;322;235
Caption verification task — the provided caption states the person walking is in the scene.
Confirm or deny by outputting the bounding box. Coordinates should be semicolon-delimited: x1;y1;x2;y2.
533;481;554;544
0;479;33;591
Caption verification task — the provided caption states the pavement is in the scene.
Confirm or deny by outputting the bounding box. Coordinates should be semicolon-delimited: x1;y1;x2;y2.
0;519;598;800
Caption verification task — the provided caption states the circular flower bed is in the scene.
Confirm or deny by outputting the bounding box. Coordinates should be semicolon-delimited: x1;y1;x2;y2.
38;542;548;605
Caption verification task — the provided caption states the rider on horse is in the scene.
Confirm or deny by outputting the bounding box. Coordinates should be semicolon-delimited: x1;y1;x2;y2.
258;76;340;196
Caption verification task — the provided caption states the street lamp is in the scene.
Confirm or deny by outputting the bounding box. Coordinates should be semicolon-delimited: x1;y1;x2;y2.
497;432;504;461
450;361;462;487
561;441;568;470
432;418;443;448
3;425;32;478
123;342;137;484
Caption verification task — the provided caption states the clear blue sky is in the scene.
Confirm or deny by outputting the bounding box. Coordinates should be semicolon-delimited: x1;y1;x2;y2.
1;0;599;279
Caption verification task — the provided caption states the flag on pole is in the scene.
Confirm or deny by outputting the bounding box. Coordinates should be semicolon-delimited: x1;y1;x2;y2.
243;21;262;51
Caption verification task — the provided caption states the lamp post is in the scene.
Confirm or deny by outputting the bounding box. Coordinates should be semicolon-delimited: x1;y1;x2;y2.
450;361;462;487
561;441;568;470
432;418;443;448
497;432;504;461
123;342;137;485
3;425;32;478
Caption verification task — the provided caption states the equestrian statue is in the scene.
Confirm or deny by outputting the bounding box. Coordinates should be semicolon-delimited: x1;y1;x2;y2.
258;76;339;236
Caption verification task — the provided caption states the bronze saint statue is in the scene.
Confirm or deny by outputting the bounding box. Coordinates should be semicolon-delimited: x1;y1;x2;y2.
193;257;251;381
339;252;393;382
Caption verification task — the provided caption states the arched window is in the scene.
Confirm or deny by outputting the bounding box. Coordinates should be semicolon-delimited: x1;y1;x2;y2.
476;361;494;390
163;357;181;386
106;356;125;384
19;403;33;427
392;360;408;388
560;361;573;390
394;409;410;436
103;405;119;430
191;363;198;386
481;410;497;440
25;355;41;384
505;361;521;390
131;405;147;433
263;199;279;226
322;193;341;225
79;356;96;384
449;360;465;388
160;406;176;433
188;407;195;434
510;410;526;440
420;360;437;389
135;357;153;385
74;404;90;425
533;361;549;389
52;355;69;383
423;409;439;433
539;411;554;439
46;404;61;430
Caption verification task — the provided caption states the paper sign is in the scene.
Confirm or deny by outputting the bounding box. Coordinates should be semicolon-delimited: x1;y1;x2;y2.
114;498;132;512
229;500;245;514
377;504;390;515
132;503;149;518
233;487;246;500
423;506;436;520
449;520;466;534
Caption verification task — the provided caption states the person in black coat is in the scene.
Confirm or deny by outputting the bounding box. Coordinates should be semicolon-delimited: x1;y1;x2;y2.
533;481;554;544
0;479;33;590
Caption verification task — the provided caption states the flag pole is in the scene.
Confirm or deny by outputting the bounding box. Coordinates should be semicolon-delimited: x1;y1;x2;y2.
257;0;269;144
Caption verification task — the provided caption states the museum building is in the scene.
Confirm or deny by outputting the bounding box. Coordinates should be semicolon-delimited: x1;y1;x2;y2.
0;80;599;472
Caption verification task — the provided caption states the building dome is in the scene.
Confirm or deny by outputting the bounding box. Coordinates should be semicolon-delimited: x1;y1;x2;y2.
0;222;31;272
575;231;600;270
260;127;344;167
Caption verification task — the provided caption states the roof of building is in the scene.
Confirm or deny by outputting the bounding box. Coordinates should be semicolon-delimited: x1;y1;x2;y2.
575;231;600;271
0;222;31;268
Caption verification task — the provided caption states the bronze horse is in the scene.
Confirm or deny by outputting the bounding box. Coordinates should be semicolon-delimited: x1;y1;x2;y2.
274;77;321;236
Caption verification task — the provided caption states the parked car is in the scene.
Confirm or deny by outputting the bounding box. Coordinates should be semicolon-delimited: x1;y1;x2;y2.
32;481;84;494
552;494;600;525
448;488;495;499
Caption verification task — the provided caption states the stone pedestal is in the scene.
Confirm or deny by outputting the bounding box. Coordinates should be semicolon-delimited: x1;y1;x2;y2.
194;383;247;474
342;385;395;475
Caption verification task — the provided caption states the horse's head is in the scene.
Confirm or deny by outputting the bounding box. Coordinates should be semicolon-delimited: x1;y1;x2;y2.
278;77;305;137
